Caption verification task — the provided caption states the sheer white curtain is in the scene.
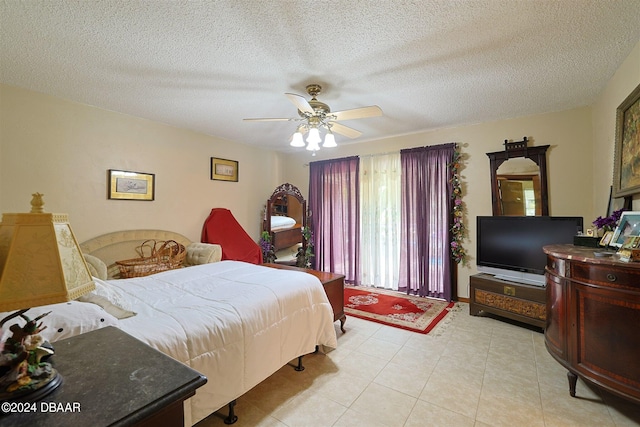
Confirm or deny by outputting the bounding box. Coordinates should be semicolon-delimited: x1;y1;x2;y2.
359;153;402;289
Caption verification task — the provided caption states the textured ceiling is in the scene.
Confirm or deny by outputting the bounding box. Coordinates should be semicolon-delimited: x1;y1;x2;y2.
1;1;639;152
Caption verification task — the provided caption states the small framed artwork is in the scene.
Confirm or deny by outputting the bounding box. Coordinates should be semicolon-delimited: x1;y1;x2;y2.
600;230;614;247
108;169;155;201
610;211;640;247
210;157;238;182
612;83;640;197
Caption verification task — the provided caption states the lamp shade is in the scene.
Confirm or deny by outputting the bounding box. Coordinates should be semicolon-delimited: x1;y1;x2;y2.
306;139;321;151
323;132;337;148
306;127;322;144
290;131;305;147
0;207;95;311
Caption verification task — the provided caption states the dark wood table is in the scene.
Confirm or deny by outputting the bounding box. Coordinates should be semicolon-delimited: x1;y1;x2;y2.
0;326;207;427
264;263;346;333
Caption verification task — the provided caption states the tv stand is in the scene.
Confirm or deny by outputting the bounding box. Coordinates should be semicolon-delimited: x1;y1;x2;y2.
469;273;545;328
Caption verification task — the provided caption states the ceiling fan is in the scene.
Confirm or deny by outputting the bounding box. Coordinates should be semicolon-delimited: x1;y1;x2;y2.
243;84;383;151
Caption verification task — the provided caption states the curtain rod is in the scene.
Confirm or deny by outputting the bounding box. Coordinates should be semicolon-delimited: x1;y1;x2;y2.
303;151;400;166
302;143;457;166
358;150;401;158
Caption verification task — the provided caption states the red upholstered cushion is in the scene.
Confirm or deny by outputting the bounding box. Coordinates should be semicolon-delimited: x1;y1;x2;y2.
201;208;263;264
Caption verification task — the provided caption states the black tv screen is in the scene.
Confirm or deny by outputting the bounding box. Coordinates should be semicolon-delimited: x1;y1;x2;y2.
477;216;583;276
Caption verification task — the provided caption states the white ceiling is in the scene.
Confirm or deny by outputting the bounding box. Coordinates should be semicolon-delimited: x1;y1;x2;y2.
1;1;639;152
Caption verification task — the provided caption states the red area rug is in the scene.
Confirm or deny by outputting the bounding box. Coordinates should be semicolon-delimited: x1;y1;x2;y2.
344;286;455;334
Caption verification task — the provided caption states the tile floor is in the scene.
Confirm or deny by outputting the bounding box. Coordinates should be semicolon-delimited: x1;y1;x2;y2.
196;302;640;427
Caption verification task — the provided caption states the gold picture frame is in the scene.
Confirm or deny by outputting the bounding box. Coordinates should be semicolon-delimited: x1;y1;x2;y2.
613;83;640;197
108;169;155;201
210;157;238;182
600;230;614;247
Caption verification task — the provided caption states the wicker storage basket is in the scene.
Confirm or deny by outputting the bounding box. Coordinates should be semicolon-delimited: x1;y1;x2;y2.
116;240;186;278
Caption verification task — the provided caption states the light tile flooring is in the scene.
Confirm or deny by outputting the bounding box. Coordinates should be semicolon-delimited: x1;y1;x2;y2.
196;302;640;427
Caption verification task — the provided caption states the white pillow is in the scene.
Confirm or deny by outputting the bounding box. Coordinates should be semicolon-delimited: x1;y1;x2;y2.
271;216;296;230
78;278;137;319
84;253;108;280
0;301;120;343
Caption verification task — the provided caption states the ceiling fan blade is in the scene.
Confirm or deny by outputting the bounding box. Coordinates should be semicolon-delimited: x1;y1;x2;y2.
330;105;383;121
243;118;296;122
329;122;362;139
285;93;314;114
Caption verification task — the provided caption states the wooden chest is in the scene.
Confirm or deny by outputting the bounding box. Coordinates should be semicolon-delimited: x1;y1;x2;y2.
469;273;546;328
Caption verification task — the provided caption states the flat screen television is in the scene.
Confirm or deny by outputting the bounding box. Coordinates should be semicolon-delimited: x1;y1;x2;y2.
476;216;583;286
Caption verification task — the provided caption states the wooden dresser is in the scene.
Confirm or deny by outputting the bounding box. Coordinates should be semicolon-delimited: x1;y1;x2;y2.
264;263;346;333
544;244;640;404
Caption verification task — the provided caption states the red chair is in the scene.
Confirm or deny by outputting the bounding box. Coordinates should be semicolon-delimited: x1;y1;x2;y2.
201;208;263;264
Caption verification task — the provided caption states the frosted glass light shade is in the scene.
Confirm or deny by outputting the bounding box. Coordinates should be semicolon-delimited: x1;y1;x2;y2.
290;131;305;147
0;211;95;311
306;127;321;144
323;132;337;148
306;139;321;151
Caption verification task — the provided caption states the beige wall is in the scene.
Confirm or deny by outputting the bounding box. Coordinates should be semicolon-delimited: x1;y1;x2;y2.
0;84;281;243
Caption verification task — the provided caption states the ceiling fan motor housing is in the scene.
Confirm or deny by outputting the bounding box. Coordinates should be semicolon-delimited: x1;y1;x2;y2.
298;84;331;117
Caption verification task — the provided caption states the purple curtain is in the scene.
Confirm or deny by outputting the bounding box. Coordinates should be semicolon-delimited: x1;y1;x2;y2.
399;143;454;300
308;156;360;284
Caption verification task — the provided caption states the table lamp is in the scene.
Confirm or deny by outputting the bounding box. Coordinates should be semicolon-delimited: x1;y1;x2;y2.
0;193;95;402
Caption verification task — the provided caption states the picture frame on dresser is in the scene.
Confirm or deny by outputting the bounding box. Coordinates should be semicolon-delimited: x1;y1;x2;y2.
607;185;632;217
610;211;640;247
600;230;614;247
612;83;640;197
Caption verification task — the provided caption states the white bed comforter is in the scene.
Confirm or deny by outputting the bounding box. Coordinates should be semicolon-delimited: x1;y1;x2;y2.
107;261;337;425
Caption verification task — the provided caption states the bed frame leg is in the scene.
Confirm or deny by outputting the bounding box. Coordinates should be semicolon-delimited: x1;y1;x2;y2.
224;399;238;424
295;355;305;371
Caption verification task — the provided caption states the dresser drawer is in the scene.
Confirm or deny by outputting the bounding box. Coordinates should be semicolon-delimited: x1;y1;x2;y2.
571;263;640;290
547;256;567;277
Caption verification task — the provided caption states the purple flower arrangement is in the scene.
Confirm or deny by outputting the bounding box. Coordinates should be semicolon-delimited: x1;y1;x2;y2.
593;208;624;232
260;231;275;263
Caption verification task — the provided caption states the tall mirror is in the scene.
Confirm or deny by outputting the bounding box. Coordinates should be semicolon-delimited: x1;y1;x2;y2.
487;138;549;216
262;183;308;266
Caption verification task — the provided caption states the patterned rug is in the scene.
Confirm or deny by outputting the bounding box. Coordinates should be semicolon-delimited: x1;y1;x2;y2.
344;286;455;334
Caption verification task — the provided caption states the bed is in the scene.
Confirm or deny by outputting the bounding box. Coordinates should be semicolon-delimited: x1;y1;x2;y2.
2;230;337;426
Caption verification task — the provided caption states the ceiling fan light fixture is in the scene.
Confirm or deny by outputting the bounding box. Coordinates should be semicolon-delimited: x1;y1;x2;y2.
323;131;337;148
306;127;321;144
244;82;382;153
290;131;305;147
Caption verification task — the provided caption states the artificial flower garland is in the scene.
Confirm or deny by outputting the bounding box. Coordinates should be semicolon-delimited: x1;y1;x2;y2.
450;144;466;264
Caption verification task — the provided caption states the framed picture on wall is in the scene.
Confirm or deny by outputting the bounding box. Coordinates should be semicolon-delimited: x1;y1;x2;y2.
210;157;239;182
612;83;640;197
108;169;155;201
